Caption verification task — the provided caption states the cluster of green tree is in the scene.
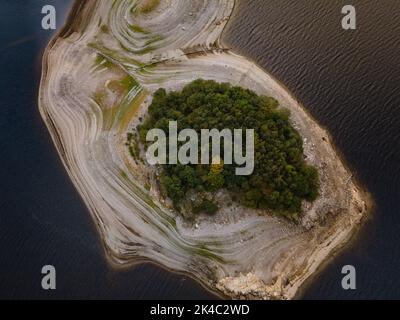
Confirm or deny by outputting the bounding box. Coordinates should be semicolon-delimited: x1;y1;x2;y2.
137;79;319;215
193;199;219;215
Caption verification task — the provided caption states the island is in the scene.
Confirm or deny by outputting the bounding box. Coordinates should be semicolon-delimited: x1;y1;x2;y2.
39;0;371;299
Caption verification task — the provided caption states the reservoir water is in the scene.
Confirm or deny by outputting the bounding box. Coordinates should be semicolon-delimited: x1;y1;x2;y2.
1;0;399;299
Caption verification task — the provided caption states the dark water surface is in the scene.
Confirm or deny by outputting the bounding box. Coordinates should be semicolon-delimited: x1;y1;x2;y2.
1;0;399;299
224;0;400;299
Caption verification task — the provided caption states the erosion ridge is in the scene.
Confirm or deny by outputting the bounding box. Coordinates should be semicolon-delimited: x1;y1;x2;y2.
39;0;371;299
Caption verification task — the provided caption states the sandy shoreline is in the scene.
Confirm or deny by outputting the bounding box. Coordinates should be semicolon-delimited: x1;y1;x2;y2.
38;0;372;299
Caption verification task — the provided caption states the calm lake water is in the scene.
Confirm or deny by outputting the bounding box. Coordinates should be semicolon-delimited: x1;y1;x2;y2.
1;0;399;299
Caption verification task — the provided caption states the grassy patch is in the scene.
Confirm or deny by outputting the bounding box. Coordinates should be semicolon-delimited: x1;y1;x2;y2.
121;75;139;91
129;24;149;34
93;90;107;106
127;133;140;160
120;170;128;179
118;90;146;133
100;25;109;33
101;105;119;130
137;0;160;14
94;54;114;70
136;46;156;55
164;215;177;229
194;245;225;264
144;34;164;46
88;42;146;68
